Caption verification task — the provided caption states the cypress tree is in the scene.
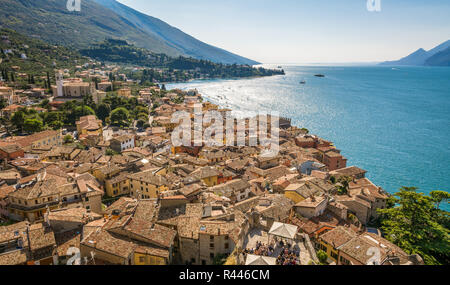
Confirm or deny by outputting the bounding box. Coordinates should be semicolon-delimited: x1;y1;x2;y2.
46;71;51;86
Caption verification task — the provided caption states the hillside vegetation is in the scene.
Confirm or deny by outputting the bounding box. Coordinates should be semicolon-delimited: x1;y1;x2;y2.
0;0;258;65
81;39;285;82
0;28;87;77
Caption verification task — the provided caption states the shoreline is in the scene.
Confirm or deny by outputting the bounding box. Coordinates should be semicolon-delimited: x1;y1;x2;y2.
167;66;450;212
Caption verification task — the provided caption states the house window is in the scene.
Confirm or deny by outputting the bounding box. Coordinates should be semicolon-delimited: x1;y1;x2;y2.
225;243;229;249
85;197;89;202
139;256;145;263
340;256;351;265
331;251;338;260
210;243;214;249
210;253;214;259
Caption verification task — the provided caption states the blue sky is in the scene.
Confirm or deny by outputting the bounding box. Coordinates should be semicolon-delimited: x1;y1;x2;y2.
118;0;450;63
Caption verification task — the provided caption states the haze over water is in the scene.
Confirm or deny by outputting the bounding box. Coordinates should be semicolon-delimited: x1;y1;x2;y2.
168;65;450;211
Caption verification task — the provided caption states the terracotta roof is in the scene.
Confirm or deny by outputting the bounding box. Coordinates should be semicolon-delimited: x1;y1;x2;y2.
0;144;22;153
122;218;176;249
295;196;327;208
82;229;135;260
210;179;251;197
11;130;61;149
190;166;220;179
55;230;82;257
330;166;366;177
128;170;169;186
28;224;56;251
320;226;358;248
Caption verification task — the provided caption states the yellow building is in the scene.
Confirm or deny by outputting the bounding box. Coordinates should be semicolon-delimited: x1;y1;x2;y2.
284;182;325;204
189;166;220;187
134;247;168;265
12;129;62;152
317;226;358;264
92;164;122;184
104;173;130;198
128;170;169;199
284;184;308;204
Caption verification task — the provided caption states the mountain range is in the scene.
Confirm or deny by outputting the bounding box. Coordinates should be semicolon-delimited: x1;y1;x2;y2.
0;0;258;65
380;39;450;66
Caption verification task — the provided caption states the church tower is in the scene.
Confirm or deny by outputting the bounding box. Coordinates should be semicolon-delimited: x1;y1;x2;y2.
56;71;64;97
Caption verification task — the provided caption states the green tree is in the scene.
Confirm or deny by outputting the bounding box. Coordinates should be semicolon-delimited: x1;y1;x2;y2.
96;103;111;122
430;191;450;210
336;176;351;195
23;118;43;134
317;250;328;265
109;107;130;127
378;187;450;265
64;134;74;144
11;110;26;132
212;254;228;265
73;105;95;122
40;99;50;109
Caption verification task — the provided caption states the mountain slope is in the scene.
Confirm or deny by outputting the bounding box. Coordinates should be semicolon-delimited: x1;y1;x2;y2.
380;39;450;66
0;0;258;65
92;0;258;65
425;47;450;66
0;0;182;56
380;48;430;66
0;28;87;74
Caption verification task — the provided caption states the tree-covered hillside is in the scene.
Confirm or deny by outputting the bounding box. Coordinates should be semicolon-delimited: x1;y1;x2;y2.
0;0;258;65
0;28;87;76
81;39;285;82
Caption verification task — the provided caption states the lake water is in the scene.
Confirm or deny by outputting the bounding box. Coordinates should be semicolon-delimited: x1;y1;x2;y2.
167;65;450;210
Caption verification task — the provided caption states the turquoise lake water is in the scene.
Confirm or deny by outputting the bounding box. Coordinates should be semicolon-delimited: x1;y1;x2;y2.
167;65;450;210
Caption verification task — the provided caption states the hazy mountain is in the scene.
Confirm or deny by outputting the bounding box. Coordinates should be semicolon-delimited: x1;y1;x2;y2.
93;0;259;65
380;40;450;66
425;46;450;66
0;0;258;65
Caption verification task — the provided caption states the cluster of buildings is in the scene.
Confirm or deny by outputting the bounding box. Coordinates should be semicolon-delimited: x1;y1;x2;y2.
0;68;423;266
